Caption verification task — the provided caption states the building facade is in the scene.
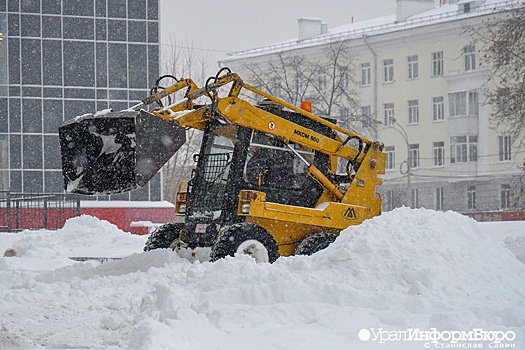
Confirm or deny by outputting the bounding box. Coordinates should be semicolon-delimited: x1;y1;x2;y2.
0;0;161;201
221;0;525;215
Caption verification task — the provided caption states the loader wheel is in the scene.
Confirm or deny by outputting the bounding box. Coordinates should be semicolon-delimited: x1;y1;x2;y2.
143;223;184;251
294;232;337;256
210;223;279;263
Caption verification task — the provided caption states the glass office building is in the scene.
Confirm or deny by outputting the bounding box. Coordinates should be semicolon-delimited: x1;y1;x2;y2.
0;0;161;200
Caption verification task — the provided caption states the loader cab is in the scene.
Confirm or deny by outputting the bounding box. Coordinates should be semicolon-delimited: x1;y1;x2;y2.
180;106;333;248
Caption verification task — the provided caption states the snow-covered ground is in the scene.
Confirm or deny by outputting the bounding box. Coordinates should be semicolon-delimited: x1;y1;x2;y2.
0;208;524;350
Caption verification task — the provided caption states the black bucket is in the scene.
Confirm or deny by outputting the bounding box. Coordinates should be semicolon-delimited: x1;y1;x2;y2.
59;109;186;195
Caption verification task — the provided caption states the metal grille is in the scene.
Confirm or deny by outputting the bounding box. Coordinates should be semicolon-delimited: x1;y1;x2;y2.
202;153;231;182
192;153;231;210
0;192;81;232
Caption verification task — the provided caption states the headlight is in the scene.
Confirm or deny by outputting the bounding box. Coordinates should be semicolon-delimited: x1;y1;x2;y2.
241;203;251;214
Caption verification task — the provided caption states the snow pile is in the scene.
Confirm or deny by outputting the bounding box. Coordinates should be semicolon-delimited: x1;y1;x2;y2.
0;208;524;349
319;209;524;305
504;236;525;264
4;215;146;268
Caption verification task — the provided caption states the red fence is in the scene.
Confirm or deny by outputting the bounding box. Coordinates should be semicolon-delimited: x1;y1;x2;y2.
464;211;525;222
1;191;175;234
80;202;175;235
0;192;81;232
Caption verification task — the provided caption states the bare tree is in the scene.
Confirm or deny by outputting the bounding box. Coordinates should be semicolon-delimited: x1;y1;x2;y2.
242;41;367;132
510;172;525;210
466;4;525;211
159;39;211;203
467;4;525;144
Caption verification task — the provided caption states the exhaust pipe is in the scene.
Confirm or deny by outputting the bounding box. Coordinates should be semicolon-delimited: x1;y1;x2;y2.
59;109;186;195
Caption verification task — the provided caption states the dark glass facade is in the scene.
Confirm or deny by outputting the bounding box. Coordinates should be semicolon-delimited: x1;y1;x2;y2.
0;0;161;200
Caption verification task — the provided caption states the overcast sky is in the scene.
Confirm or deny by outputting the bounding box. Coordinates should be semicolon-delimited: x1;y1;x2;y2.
159;0;397;71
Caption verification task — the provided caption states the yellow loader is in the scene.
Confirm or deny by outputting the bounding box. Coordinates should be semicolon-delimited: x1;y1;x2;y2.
59;68;385;262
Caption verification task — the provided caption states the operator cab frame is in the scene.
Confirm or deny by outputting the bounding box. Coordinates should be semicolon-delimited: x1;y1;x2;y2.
179;104;336;248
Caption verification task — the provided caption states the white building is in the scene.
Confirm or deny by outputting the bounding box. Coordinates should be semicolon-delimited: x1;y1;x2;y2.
220;0;525;218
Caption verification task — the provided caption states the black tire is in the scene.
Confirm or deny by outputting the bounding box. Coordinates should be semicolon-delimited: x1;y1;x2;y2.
294;232;337;256
210;223;279;263
143;223;184;251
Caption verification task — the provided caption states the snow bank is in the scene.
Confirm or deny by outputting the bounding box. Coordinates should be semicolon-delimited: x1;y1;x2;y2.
504;236;525;264
0;208;524;350
9;214;131;257
320;209;525;306
3;215;147;271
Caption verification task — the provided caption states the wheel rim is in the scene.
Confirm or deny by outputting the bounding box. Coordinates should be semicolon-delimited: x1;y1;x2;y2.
236;239;269;263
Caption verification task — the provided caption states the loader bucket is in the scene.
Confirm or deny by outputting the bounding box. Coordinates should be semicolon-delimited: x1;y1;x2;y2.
59;109;186;195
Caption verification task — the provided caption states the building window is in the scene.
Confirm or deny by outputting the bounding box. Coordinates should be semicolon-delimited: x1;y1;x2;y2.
360;62;371;86
0;135;7;170
0;134;9;191
498;135;512;161
467;185;476;210
407;55;418;80
338;66;349;89
409;143;420;169
501;184;511;210
469;91;479;116
383;59;394;83
495;46;511;66
411;188;419;208
385;146;395;171
436;187;444;211
469;136;478;162
449;91;478;117
271;77;282;98
295;74;304;99
383;102;394;126
496;88;510;114
449;91;467;116
450;135;477;163
318;71;327;92
386;190;395;211
361;105;371;117
432;51;444;76
340;107;349;120
432;96;444;121
433;141;445;166
408;100;419;124
361;105;372;128
464;45;476;71
23;135;43;169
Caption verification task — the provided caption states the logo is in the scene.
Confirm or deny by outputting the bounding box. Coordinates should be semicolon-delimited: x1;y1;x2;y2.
342;207;359;220
268;121;276;130
357;328;517;348
293;129;320;143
